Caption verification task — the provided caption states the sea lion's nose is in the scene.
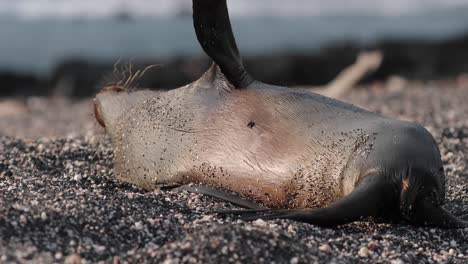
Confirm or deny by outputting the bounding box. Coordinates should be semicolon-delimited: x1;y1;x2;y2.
94;86;125;128
93;98;105;128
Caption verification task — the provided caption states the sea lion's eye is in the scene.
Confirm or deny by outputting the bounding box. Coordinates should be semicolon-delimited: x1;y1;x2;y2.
247;121;256;128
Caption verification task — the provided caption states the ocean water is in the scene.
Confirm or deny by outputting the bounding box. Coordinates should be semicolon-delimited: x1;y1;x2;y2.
1;0;468;76
1;0;468;18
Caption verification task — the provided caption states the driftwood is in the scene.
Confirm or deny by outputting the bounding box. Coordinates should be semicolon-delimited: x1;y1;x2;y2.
294;51;383;98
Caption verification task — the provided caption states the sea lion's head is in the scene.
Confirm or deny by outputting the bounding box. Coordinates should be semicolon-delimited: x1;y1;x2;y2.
371;122;466;228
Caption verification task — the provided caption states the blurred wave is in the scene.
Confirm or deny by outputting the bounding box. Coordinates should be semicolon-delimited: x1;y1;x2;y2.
0;0;468;76
0;0;467;19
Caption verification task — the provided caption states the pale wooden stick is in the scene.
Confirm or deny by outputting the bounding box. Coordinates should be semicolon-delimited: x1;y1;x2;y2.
294;51;383;98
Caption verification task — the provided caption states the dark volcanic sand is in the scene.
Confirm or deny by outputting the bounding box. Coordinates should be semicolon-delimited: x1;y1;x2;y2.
0;80;467;263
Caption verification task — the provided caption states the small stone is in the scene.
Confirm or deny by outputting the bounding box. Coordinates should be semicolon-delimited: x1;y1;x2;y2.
433;254;446;262
252;219;267;227
429;228;436;233
134;221;143;230
290;257;299;264
19;214;27;224
358;246;369;258
319;244;331;252
93;245;106;253
64;254;82;264
221;246;228;254
367;241;377;251
450;240;457;247
73;174;82;181
41;212;48;220
55;252;63;259
390;259;404;264
448;249;456;255
37;144;45;152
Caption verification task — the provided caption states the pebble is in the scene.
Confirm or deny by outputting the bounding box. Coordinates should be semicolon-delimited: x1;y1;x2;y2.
37;144;45;152
19;215;27;224
252;219;267;227
319;244;331;252
73;174;83;181
64;254;82;264
55;252;63;260
449;240;457;247
367;241;377;251
390;259;404;264
134;221;143;230
41;212;48;220
358;246;369;258
290;257;299;264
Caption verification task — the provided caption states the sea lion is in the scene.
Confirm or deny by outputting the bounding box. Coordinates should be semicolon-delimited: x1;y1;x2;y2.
93;0;466;228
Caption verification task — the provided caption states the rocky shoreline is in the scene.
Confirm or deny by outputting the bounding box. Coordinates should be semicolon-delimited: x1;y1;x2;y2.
2;33;468;97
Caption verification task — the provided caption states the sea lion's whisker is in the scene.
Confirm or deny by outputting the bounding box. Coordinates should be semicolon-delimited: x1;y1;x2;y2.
125;69;141;89
140;64;159;78
112;58;122;80
125;64;159;90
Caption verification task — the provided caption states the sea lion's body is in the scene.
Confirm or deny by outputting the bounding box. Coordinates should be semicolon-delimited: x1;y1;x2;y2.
100;66;441;210
94;0;466;227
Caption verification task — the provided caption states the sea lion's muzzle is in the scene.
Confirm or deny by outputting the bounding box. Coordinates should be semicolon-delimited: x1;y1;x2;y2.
93;86;125;128
93;98;105;128
93;88;158;131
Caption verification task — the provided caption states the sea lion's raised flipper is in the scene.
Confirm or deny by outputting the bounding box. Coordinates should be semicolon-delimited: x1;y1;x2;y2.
217;174;388;227
193;0;254;88
173;184;266;209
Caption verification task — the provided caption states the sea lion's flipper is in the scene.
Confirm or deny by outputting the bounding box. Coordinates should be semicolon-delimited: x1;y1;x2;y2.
193;0;254;88
217;174;387;227
173;184;266;209
410;199;467;228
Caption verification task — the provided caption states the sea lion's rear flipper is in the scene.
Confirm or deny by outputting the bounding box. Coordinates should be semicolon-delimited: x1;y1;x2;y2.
217;174;388;227
410;199;467;228
173;184;266;209
193;0;254;88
